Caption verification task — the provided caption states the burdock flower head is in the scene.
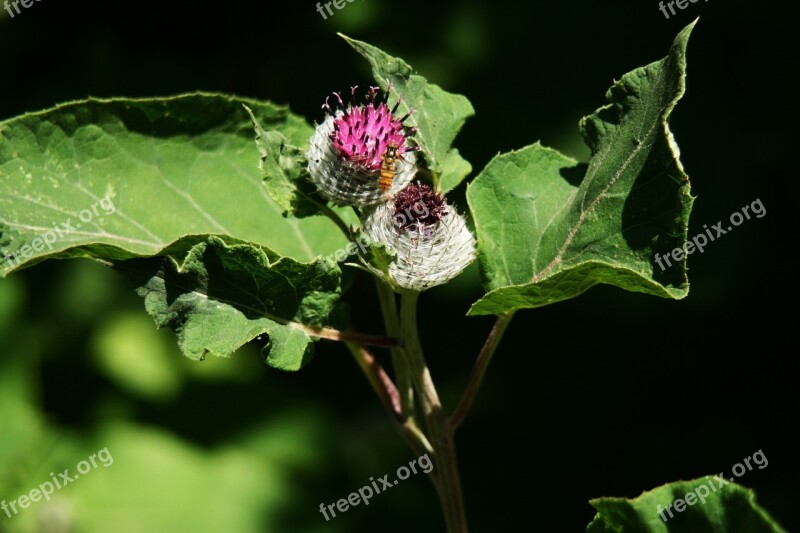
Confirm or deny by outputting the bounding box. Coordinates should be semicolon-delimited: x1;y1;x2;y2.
363;182;476;291
307;85;418;206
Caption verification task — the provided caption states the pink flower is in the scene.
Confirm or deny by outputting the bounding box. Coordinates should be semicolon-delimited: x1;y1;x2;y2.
307;86;419;206
328;86;415;172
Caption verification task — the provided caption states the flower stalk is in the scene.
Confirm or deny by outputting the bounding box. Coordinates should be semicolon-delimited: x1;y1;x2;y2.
306;85;507;532
400;289;468;533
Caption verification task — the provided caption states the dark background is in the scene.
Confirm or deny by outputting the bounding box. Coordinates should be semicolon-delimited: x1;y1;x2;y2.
0;0;795;531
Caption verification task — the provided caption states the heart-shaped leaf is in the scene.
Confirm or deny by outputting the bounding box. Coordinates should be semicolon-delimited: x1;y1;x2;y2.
0;93;349;368
0;93;346;278
468;21;696;315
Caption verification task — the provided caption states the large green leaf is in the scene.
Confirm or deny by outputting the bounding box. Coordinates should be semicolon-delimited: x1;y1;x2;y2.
587;477;786;532
0;92;346;278
114;235;341;371
467;21;696;315
340;34;474;190
0;93;350;368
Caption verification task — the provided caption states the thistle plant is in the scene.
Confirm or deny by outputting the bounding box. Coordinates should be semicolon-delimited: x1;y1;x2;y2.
0;20;786;533
307;85;418;206
361;182;476;291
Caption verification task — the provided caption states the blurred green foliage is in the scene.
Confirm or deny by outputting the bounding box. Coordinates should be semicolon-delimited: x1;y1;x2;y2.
0;265;339;532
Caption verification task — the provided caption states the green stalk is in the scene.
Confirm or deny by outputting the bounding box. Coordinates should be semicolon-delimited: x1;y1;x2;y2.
375;279;415;418
346;342;432;457
400;290;468;533
451;312;516;430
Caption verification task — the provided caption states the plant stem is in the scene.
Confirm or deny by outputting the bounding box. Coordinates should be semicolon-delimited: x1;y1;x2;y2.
346;342;432;457
305;194;352;238
400;290;468;533
347;342;402;418
450;312;516;430
303;324;399;348
353;285;513;532
375;279;414;417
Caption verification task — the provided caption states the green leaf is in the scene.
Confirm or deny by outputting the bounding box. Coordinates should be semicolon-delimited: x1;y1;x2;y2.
340;34;474;184
438;148;473;194
245;105;321;218
0;93;347;278
114;235;341;371
467;21;696;316
587;477;786;532
353;231;397;286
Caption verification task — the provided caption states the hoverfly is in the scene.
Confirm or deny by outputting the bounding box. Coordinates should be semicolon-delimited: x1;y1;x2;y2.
379;142;399;192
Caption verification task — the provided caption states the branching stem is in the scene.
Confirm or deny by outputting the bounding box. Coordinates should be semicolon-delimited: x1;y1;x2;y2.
451;312;516;430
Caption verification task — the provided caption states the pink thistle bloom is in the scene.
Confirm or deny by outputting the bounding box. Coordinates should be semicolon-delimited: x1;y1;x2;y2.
307;86;419;206
330;86;415;172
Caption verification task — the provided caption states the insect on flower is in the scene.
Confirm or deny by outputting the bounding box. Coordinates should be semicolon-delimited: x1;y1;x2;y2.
306;85;420;206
